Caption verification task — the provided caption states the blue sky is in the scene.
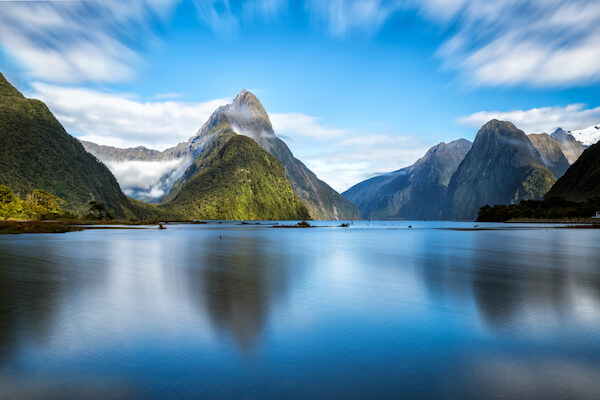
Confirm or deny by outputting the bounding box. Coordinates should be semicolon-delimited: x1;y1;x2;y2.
1;0;600;191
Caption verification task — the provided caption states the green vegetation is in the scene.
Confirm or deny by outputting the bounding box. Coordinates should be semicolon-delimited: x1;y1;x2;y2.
0;72;138;218
155;134;310;220
0;184;75;220
477;197;600;222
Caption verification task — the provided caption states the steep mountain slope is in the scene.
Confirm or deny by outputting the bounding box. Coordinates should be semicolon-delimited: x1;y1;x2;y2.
570;123;600;146
545;141;600;203
446;120;556;220
550;128;585;164
0;73;138;218
343;139;472;220
155;133;310;220
83;90;361;220
164;90;361;220
528;133;570;178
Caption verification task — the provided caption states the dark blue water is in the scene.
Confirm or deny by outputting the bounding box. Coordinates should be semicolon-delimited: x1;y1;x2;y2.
1;221;600;399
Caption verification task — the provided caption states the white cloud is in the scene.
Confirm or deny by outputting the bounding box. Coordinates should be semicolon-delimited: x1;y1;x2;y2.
305;0;404;36
270;113;345;139
106;159;191;200
0;1;179;83
28;82;432;193
305;0;600;86
458;103;600;134
272;117;430;192
29;83;229;150
423;0;600;86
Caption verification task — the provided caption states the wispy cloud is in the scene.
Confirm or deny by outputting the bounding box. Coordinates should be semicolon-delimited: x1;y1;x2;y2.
420;0;600;86
305;0;600;87
305;0;403;36
193;0;287;38
458;103;600;134
0;0;179;83
29;82;429;192
272;117;430;192
29;83;229;150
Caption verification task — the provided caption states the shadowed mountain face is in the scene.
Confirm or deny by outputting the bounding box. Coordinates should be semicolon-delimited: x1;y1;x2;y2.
446;120;556;220
343;139;472;220
0;73;138;218
84;90;362;220
550;128;585;164
528;133;570;178
546;141;600;203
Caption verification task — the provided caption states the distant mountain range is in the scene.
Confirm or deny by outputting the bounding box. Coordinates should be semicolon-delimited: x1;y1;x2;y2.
83;90;362;220
0;73;337;221
345;119;595;221
343;139;472;220
2;69;598;222
446;120;556;220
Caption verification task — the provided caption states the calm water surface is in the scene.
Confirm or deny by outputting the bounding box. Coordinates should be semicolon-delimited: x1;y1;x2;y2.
1;221;600;399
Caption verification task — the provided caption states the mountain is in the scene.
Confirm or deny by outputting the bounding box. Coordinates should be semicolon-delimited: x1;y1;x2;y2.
342;139;472;220
545;141;600;203
84;90;362;220
527;133;570;178
155;133;310;220
570;123;600;146
446;120;556;220
0;73;139;218
550;128;586;164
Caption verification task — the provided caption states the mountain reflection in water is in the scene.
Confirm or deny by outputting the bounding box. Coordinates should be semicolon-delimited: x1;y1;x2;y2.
0;221;599;399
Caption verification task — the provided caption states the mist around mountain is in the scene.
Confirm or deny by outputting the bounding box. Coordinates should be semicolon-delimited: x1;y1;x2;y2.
154;134;310;220
446;120;556;220
550;128;586;164
343;139;472;220
0;73;140;219
85;90;362;221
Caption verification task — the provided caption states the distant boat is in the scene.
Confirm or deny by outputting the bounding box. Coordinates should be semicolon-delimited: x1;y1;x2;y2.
593;212;600;219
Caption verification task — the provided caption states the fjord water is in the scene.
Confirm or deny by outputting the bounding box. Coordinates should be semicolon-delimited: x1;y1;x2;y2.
1;222;600;399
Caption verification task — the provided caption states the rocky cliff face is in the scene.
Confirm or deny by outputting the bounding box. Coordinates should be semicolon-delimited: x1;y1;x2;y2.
446;120;556;220
528;133;570;178
165;90;362;220
343;139;472;220
550;128;585;164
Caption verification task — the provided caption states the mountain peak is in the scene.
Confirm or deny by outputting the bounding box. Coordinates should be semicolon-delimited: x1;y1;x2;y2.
232;89;260;106
0;72;24;98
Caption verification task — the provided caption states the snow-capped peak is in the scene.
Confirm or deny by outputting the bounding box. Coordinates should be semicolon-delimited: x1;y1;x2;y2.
570;123;600;146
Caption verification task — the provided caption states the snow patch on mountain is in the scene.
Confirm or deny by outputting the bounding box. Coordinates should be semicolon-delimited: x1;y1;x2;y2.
570;124;600;146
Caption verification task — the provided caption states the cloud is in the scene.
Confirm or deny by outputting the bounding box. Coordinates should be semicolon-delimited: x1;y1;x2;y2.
305;0;404;36
420;0;600;86
29;83;229;150
0;0;179;83
29;82;432;193
272;116;430;192
458;103;600;134
193;0;287;37
305;0;600;86
270;113;345;139
105;159;191;200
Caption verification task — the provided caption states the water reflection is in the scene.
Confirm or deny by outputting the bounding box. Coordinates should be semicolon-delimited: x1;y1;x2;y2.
185;234;294;352
0;224;599;399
